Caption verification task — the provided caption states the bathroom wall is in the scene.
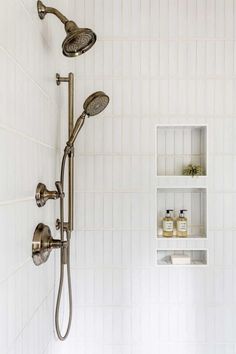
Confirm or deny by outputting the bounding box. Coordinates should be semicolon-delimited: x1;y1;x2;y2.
3;1;233;354
47;1;236;354
0;1;75;353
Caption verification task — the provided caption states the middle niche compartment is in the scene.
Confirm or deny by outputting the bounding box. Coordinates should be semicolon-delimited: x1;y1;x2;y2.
157;187;207;239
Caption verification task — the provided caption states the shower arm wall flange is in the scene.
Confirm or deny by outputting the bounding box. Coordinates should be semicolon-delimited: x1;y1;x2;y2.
37;1;68;24
56;73;74;232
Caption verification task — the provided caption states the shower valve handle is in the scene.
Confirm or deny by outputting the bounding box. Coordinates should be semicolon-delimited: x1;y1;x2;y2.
35;182;60;207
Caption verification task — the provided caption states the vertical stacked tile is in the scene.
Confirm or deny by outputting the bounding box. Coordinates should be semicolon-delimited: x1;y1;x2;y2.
0;1;76;353
52;0;236;353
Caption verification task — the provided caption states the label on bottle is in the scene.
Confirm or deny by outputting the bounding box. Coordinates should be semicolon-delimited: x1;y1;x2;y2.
177;220;187;232
163;220;173;231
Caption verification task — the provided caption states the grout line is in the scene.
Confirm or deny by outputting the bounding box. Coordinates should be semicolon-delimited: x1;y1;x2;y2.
73;227;236;232
74;152;235;157
0;123;57;150
70;264;211;271
17;0;61;82
93;0;95;312
74;190;236;194
76;75;236;80
97;36;236;42
71;301;223;307
0;45;53;103
0;197;34;206
90;114;236;119
7;287;54;352
0;257;31;285
111;0;114;342
42;337;54;354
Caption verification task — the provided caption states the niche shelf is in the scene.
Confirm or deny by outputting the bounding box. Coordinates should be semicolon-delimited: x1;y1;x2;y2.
156;125;207;177
156;187;207;239
157;249;208;266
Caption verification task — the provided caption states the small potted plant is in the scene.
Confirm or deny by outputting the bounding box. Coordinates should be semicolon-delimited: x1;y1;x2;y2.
183;164;204;177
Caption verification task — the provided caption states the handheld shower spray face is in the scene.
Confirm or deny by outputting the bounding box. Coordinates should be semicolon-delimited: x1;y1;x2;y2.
67;91;110;147
37;1;97;57
83;91;110;116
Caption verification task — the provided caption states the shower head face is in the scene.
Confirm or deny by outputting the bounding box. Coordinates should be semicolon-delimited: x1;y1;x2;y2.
83;91;110;116
62;23;97;57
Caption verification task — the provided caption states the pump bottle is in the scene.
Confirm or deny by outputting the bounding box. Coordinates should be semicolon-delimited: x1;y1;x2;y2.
176;209;188;237
162;209;174;237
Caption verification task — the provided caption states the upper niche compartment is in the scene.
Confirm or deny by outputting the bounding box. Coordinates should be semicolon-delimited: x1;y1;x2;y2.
156;125;207;176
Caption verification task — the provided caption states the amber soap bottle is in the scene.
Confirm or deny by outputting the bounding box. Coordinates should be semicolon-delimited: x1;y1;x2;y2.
162;209;174;237
176;209;188;237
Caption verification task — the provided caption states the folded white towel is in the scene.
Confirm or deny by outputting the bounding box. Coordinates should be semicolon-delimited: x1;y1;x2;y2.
171;254;191;265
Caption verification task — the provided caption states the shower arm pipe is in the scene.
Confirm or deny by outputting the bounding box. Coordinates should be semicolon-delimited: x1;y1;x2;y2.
56;73;74;232
37;1;68;24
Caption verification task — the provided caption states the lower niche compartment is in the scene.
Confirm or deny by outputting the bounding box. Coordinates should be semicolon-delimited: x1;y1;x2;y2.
157;249;207;266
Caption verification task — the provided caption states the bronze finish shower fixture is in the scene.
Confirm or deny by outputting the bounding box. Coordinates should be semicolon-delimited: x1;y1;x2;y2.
32;73;109;340
37;1;97;57
33;1;109;341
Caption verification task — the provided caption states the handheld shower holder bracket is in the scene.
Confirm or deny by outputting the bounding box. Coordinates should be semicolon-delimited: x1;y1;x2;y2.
55;219;69;232
56;73;70;86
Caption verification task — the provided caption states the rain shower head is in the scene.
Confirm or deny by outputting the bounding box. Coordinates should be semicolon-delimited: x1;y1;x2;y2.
37;1;96;57
67;91;109;147
63;22;96;57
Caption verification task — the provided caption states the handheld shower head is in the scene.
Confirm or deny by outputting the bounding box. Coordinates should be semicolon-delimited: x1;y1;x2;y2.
67;91;109;147
83;91;110;116
37;1;97;57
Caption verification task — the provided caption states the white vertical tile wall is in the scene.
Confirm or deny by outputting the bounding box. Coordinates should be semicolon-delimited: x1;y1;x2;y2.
46;1;236;354
0;1;75;353
2;0;235;354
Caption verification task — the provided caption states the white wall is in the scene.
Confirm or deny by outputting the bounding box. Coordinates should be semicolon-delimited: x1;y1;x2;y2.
0;1;74;353
50;1;236;354
1;1;236;354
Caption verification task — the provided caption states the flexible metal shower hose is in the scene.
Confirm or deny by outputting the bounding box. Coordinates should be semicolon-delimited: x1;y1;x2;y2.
55;119;85;340
55;151;72;341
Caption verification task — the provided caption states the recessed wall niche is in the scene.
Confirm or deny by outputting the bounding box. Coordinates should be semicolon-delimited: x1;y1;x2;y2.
156;125;207;177
157;249;208;266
